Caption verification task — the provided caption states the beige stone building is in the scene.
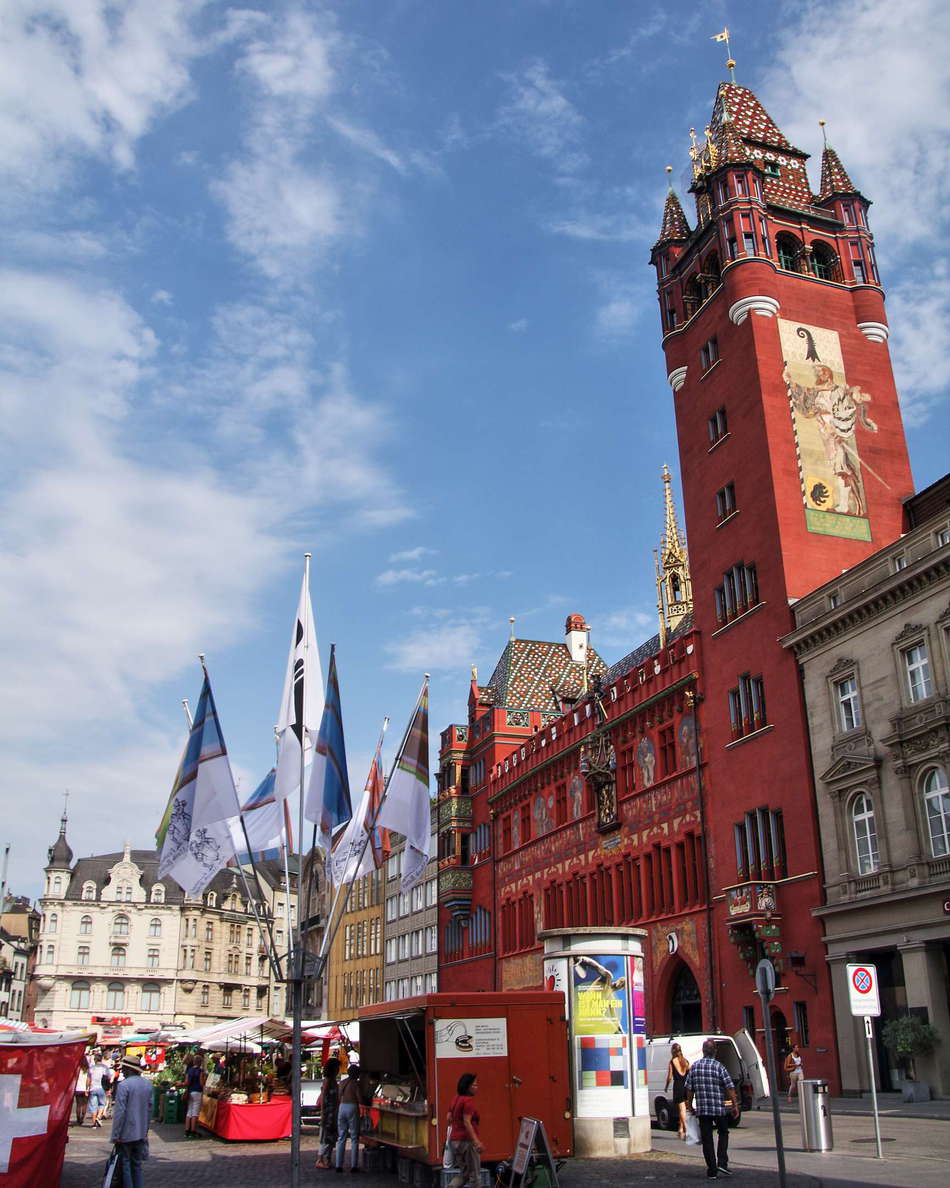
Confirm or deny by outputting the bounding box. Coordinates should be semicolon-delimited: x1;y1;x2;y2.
382;805;438;1000
782;474;950;1096
32;818;297;1036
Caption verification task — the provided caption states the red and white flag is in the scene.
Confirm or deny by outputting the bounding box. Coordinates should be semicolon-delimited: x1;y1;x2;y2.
0;1034;88;1186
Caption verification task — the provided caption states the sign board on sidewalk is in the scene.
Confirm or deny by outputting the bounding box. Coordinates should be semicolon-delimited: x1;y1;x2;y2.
509;1117;560;1188
846;962;881;1017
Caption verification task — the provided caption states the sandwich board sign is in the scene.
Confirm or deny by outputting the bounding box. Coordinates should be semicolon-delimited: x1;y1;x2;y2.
509;1117;559;1188
846;963;880;1017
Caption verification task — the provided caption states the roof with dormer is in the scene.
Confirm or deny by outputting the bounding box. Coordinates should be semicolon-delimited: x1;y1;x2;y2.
53;849;289;903
478;637;608;714
818;145;861;200
654;188;690;246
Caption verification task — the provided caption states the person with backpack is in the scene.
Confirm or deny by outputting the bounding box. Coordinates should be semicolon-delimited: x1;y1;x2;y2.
447;1073;483;1188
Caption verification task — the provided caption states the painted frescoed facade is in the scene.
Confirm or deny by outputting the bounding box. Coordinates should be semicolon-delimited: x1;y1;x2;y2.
651;80;916;1091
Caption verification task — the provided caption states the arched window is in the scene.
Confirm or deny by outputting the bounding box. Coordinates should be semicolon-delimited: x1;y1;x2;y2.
851;793;879;875
70;980;90;1010
151;884;165;903
113;914;130;936
141;983;161;1012
48;913;58;934
111;946;127;968
51;876;62;895
106;982;125;1010
82;882;96;901
811;240;839;281
79;915;92;935
923;768;950;857
206;892;217;908
702;251;722;286
776;233;802;272
77;945;90;966
148;918;162;937
670;963;703;1033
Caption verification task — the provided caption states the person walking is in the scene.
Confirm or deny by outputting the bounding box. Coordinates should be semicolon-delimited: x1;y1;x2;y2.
685;1039;738;1180
183;1055;206;1137
665;1042;691;1139
447;1073;483;1188
87;1052;111;1129
785;1043;803;1101
315;1056;341;1169
110;1056;153;1188
73;1055;90;1126
335;1062;365;1173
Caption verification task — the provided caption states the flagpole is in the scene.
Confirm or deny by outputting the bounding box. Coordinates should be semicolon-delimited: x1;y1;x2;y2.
291;553;312;1188
189;659;283;981
318;717;390;966
275;725;295;979
316;672;426;974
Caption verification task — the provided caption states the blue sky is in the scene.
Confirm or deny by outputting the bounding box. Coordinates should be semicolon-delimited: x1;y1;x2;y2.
3;0;948;898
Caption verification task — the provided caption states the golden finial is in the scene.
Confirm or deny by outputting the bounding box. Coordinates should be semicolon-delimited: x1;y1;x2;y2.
819;118;828;148
665;164;673;189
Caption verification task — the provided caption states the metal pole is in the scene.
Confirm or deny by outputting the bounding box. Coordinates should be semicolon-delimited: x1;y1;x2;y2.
291;553;312;1188
0;843;10;917
759;989;787;1188
864;1016;883;1159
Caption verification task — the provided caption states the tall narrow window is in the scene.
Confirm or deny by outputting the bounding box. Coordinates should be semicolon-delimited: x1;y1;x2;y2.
851;793;879;875
707;407;728;445
923;768;950;857
715;482;737;522
70;981;90;1010
903;643;933;702
80;915;93;936
834;675;862;732
700;337;719;371
106;982;125;1010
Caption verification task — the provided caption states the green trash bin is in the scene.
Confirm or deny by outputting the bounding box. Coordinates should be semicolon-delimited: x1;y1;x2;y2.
162;1089;180;1124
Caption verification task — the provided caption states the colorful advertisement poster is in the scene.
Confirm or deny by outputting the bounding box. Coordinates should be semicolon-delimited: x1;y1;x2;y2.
434;1017;508;1059
572;954;629;1092
630;954;646;1035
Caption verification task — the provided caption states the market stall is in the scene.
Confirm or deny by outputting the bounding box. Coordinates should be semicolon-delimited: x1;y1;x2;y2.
357;992;573;1173
174;1016;295;1142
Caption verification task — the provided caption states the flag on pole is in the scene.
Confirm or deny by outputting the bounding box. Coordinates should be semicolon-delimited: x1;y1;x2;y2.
228;769;288;864
304;644;352;849
329;726;390;885
274;567;324;805
376;679;431;890
711;27;729;42
157;672;237;896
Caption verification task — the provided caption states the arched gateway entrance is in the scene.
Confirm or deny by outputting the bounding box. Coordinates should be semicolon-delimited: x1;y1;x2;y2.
671;963;702;1033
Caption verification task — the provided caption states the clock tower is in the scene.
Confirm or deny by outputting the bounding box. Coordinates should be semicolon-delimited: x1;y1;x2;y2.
651;81;914;1086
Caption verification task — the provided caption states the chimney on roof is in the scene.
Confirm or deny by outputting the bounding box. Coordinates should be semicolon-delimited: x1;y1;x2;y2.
564;614;590;665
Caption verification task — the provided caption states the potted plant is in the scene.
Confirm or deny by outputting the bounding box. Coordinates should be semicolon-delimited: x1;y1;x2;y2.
881;1015;939;1102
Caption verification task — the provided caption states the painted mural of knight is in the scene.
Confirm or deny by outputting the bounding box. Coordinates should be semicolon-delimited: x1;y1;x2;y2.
780;319;880;539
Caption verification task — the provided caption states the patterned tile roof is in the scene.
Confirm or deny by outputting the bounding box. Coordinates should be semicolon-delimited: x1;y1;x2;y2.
818;145;860;200
482;638;608;713
655;188;690;246
708;83;816;212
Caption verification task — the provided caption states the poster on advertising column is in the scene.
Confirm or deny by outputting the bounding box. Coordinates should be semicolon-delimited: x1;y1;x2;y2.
628;953;649;1116
571;954;632;1116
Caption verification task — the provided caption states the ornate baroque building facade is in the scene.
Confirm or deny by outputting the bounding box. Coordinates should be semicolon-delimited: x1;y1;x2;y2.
32;818;296;1036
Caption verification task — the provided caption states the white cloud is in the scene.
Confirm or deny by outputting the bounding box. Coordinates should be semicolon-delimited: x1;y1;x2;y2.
328;115;408;175
376;568;440;587
388;546;437;563
508;318;528;333
385;622;483;674
151;289;173;305
497;60;587;173
0;0;205;194
595;607;658;653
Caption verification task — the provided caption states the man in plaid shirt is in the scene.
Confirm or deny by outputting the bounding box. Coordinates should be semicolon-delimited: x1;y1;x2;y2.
685;1039;739;1178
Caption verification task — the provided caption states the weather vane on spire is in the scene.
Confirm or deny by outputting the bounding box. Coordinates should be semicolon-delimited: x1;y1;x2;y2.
711;27;736;83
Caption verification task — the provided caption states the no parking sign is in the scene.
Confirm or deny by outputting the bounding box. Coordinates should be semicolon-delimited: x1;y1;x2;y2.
846;962;881;1016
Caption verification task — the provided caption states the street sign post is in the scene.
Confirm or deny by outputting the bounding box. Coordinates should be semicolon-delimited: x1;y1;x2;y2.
847;962;883;1159
755;959;786;1188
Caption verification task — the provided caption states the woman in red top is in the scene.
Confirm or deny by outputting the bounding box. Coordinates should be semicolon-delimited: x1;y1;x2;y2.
447;1073;483;1188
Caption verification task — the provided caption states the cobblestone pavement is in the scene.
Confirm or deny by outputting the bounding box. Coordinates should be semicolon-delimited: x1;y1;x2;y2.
60;1112;950;1188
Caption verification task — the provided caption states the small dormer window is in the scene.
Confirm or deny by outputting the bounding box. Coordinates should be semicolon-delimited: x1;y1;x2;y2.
207;892;217;908
82;882;96;901
764;161;781;178
151;884;165;904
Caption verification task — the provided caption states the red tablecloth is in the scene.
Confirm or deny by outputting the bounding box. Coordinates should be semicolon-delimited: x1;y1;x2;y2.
206;1098;292;1141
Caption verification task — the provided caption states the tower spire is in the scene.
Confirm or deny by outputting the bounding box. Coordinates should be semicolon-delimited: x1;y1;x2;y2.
817;125;862;201
655;465;693;646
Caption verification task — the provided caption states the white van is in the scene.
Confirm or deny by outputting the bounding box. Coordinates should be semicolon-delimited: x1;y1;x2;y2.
646;1031;769;1129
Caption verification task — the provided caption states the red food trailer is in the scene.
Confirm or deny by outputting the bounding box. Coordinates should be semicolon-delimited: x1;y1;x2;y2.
358;992;572;1176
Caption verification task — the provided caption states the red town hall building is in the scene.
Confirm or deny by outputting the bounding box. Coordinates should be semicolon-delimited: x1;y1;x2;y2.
437;79;915;1092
